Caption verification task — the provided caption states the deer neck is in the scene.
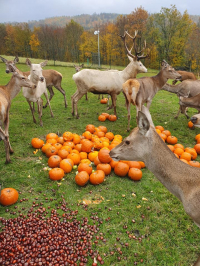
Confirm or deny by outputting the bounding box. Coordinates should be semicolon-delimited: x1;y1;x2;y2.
5;75;21;100
122;63;139;80
153;71;169;91
144;131;200;202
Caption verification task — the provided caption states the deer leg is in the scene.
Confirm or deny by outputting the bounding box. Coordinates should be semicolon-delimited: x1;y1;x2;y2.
71;91;79;116
43;86;54;108
74;92;85;119
37;98;43;127
27;100;37;124
44;92;54;118
85;93;88;101
0;127;11;164
110;93;117;116
54;85;68;108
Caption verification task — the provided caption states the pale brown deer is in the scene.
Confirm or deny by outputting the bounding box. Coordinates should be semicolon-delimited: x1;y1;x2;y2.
71;31;149;118
172;70;197;85
0;55;67;108
110;106;200;266
123;60;181;131
162;80;200;118
0;65;36;163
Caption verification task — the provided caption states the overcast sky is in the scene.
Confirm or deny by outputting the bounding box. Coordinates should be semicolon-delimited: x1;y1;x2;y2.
0;0;199;23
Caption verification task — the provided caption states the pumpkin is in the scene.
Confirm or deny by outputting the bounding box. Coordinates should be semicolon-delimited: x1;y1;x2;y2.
105;132;114;141
75;171;90;186
97;163;111;175
174;143;184;150
82;131;92;140
180;159;189;164
86;124;95;133
80;159;91;164
174;148;184;157
73;134;81;144
101;113;110;119
108;115;117;122
93;139;103;150
31;138;44;149
124;161;141;169
128;168;143;181
63;141;75;149
194;143;200;154
88;151;99;162
46;133;58;140
60;159;73;173
57;149;69;159
79;152;88;160
98;126;107;133
41;143;52;153
184;147;197;160
98;115;106;122
188;161;200;167
98;149;112;163
96;131;105;138
138;161;145;168
78;163;93;175
74;144;82;152
94;155;101;166
53;143;63;151
100;98;108;104
57;136;64;144
81;140;93;153
158;133;167;141
166;135;178;145
49;168;65;181
61;145;72;153
89;170;105;185
114;162;129;177
180;152;192;161
46;138;57;145
45;146;58;158
155;125;164;132
195;134;200;141
188;121;194;129
63;131;73;141
167;145;175;152
110;159;118;169
67;153;81;165
0;188;19;206
48;155;62;168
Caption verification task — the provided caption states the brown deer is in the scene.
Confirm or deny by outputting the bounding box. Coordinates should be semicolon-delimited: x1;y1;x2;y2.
0;65;36;163
71;31;149;118
172;70;197;85
123;60;181;131
110;106;200;266
162;80;200;119
0;55;67;108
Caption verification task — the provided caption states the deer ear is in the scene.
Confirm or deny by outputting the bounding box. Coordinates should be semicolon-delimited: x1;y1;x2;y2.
141;106;154;127
137;111;150;135
0;56;7;63
127;55;134;62
14;56;19;64
40;60;48;68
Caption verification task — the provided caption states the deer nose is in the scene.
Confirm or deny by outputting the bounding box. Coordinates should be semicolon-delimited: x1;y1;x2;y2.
40;77;44;82
190;117;197;124
5;70;9;74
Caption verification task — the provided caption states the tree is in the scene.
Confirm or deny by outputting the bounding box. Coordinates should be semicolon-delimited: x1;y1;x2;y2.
0;24;7;55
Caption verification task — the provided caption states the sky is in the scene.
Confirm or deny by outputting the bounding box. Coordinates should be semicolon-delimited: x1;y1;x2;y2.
0;0;200;23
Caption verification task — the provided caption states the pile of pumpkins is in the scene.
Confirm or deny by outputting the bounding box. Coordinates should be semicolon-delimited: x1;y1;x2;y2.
31;124;144;187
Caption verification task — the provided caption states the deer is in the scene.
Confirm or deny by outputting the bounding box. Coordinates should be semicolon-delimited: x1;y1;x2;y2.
109;106;200;266
172;70;197;85
22;59;54;127
122;60;181;131
71;30;149;119
0;55;67;108
162;80;200;118
0;65;36;164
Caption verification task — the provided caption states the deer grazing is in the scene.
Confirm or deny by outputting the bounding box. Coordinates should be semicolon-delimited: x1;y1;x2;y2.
71;31;149;118
0;65;36;163
0;55;67;108
110;106;200;266
123;60;181;131
162;80;200;118
22;59;54;127
172;70;197;85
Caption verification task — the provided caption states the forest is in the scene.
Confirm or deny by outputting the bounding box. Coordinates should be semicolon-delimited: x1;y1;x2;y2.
0;5;200;72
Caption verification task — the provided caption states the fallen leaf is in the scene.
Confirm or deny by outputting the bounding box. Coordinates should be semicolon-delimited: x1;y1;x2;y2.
132;193;136;197
142;197;148;201
136;205;141;208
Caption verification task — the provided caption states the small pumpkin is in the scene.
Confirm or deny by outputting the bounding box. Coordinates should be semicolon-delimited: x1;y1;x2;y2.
78;163;93;175
67;153;81;165
194;143;200;154
49;168;65;181
97;163;111;175
45;146;58;158
108;115;117;122
98;115;106;122
81;140;94;153
89;170;105;185
63;131;73;141
0;188;19;206
128;168;143;181
114;162;129;177
75;171;90;186
188;121;194;129
46;133;58;140
166;135;178;145
100;98;108;104
31;138;44;149
60;159;73;173
98;149;112;163
48;155;62;168
86;124;95;133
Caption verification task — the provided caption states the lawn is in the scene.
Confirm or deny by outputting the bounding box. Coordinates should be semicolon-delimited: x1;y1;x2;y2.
0;57;200;266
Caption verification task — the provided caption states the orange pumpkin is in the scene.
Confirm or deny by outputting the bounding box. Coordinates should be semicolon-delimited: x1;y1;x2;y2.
75;171;90;186
45;146;58;158
98;126;107;133
174;143;184;150
57;149;69;159
184;147;197;160
61;145;72;153
162;130;171;137
49;168;65;181
100;98;108;104
67;153;81;165
53;143;63;151
114;162;129;177
101;113;110;119
180;152;192;161
167;145;175;152
124;161;141;169
41;143;52;153
110;159;118;169
174;148;184;157
79;152;88;160
73;134;81;144
82;131;92;140
74;144;82;152
194;143;200;154
88;151;98;162
60;159;73;173
0;188;19;206
138;161;145;168
57;136;64;145
195;134;200;141
86;124;96;133
89;170;105;185
98;149;112;163
188;161;200;167
97;163;111;175
48;155;62;168
46;138;57;145
105;132;114;141
108;114;117;122
166;135;178;145
98;115;106;122
78;163;93;175
94;155;101;166
31;138;44;149
46;133;58;140
155;125;164;132
63;131;73;141
63;141;75;149
128;168;143;181
81;140;93;153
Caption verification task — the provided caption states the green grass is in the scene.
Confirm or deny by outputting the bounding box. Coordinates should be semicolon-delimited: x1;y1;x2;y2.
0;59;200;266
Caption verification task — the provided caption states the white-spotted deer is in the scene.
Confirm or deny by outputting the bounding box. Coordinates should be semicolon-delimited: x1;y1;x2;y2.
22;59;54;127
71;31;149;118
110;106;200;266
0;56;67;108
123;60;181;131
0;66;36;163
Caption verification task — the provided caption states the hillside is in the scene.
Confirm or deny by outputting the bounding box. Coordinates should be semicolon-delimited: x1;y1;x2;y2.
27;13;120;30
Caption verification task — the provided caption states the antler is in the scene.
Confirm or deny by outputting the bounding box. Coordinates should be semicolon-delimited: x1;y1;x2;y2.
120;30;149;61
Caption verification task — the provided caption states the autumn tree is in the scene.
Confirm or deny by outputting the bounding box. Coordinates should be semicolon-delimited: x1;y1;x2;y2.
0;24;7;55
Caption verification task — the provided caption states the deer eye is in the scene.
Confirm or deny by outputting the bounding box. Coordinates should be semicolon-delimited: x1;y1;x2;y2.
125;140;130;145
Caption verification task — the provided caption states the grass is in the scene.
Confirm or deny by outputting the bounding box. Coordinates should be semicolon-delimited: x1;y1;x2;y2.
0;59;200;266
